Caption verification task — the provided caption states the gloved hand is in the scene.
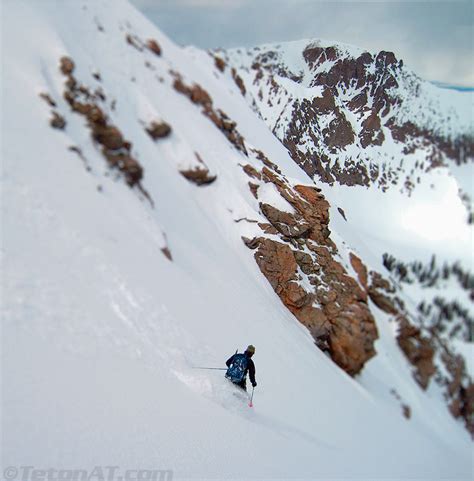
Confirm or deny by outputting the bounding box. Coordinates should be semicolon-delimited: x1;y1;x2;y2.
252;381;257;387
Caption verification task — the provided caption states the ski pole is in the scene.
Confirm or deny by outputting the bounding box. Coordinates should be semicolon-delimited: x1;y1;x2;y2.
249;386;255;407
192;367;227;370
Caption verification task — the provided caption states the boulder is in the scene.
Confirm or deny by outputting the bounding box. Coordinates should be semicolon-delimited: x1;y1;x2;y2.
146;39;162;56
146;121;172;140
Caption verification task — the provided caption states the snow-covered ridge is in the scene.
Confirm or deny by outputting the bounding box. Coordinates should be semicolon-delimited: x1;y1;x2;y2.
224;39;474;138
220;39;473;212
2;0;472;479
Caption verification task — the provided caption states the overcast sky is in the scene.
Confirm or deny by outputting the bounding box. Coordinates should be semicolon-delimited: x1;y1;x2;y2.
129;0;473;87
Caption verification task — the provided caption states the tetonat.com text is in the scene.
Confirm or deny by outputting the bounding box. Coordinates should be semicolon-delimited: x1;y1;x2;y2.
2;466;173;481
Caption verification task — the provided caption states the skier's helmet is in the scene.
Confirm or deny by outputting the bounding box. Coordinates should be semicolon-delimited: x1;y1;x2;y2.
245;345;256;356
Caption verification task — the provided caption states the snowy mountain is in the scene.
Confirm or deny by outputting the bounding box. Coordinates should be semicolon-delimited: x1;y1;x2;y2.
2;1;473;480
217;37;474;431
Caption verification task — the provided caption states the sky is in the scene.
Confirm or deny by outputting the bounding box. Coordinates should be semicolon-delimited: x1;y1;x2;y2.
129;0;474;87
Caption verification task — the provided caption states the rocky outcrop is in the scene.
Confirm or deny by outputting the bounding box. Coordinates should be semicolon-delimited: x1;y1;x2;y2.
146;39;162;56
349;253;368;291
439;347;474;435
146;120;172;140
360;111;384;148
180;153;216;186
214;55;226;72
241;150;378;376
364;260;473;435
222;38;474;435
231;67;246;96
50;111;66;130
39;92;57;107
259;203;311;238
180;168;216;186
173;74;247;155
59;56;145;189
126;33;145;52
397;316;436;389
223;43;474;194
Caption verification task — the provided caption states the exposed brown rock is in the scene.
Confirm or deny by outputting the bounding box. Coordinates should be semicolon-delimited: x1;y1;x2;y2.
243;41;473;199
303;46;324;69
326;301;378;375
231;67;246;96
249;236;378;375
173;75;247;155
312;88;336;113
396;316;436;389
242;236;261;250
370;271;396;293
214;56;226;72
326;113;355;151
242;164;262;180
146;121;172;140
245;165;378;375
248;182;259;199
173;78;213;107
59;56;145;189
347;90;368;113
360;111;385;148
180;167;216;186
350;253;368;291
103;150;143;186
161;246;172;261
39;92;57;107
258;222;278;235
254;238;298;292
126;33;144;51
92;125;124;150
252;148;282;173
368;288;398;314
60;56;75;75
50;111;66;130
367;270;398;314
260;203;311;238
146;39;162;56
441;351;474;435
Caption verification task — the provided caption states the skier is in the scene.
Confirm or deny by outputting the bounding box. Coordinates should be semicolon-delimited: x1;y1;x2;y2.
225;345;257;391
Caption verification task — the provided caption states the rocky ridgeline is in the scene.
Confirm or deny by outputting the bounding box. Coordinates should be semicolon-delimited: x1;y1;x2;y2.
38;45;178;260
59;56;145;188
172;73;248;156
240;151;379;376
351;253;474;435
220;43;474;194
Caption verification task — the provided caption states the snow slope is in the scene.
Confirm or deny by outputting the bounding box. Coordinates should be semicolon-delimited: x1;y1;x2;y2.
1;1;472;480
220;37;474;379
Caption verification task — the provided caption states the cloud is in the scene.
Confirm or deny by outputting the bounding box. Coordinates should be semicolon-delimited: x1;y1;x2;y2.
132;0;249;8
129;0;474;86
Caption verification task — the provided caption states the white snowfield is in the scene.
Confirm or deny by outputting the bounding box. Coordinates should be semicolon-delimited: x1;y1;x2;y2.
1;1;472;480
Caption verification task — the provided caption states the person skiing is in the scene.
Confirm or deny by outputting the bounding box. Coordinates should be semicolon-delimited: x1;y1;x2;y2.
225;345;257;391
